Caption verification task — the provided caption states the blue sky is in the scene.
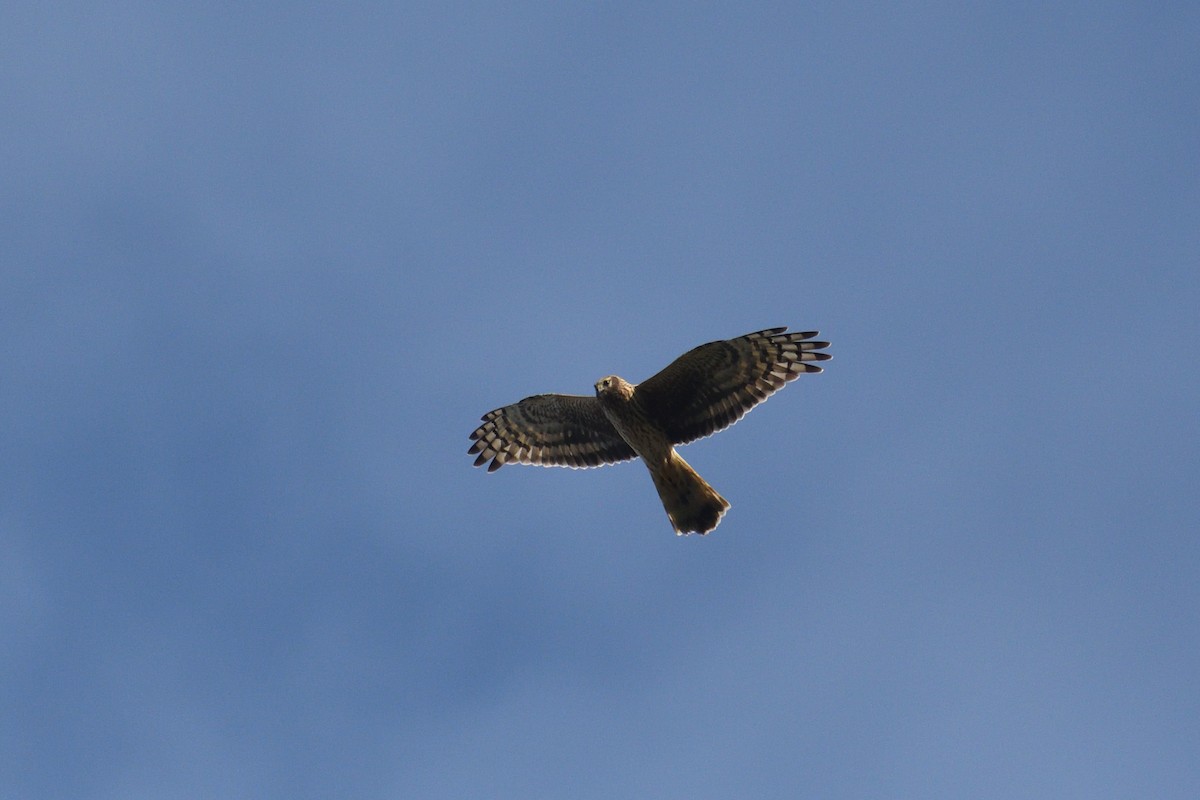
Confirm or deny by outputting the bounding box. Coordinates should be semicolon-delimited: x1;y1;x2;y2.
3;3;1198;798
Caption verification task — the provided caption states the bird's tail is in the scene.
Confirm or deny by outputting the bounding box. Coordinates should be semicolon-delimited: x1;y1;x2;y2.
649;451;730;535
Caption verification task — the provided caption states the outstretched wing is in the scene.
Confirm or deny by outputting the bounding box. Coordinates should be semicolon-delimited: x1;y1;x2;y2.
468;393;637;472
636;328;830;445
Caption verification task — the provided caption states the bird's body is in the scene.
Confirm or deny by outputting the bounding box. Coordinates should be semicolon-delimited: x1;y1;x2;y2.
468;327;830;535
594;375;729;533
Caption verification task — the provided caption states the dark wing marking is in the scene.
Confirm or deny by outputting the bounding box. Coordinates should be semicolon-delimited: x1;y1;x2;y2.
468;393;637;472
636;328;830;445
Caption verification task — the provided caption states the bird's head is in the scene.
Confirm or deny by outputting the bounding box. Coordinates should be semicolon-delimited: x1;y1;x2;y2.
595;375;634;402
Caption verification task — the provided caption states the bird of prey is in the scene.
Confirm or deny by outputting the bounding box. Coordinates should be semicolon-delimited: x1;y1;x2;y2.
468;327;830;535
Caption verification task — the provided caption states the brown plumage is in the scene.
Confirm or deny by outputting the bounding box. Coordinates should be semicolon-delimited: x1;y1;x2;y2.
468;327;830;535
